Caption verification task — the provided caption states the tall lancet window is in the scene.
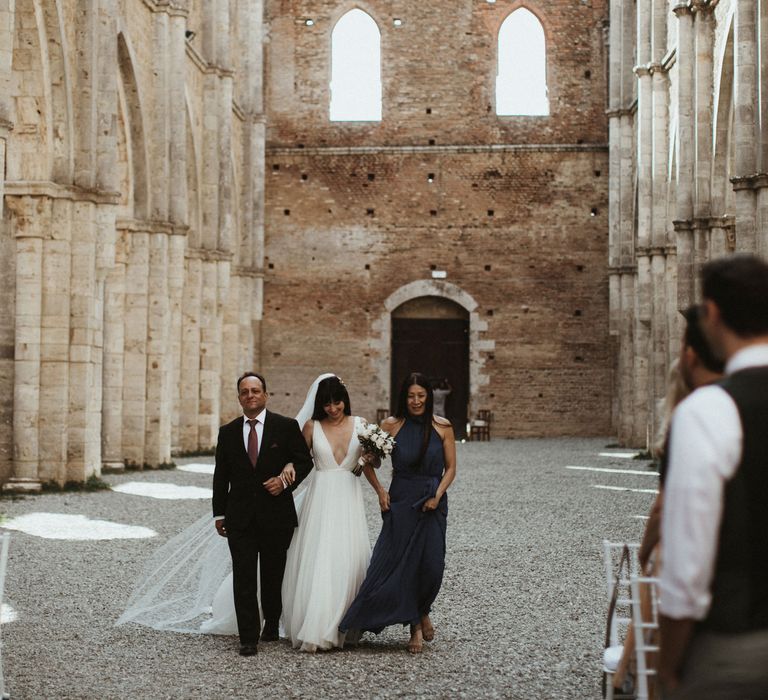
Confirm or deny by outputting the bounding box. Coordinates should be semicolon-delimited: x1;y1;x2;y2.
330;9;382;121
496;8;549;116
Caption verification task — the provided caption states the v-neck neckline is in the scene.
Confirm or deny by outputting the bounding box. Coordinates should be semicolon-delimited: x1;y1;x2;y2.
318;416;355;467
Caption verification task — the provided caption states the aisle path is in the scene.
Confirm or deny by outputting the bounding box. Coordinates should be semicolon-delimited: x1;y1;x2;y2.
0;438;656;699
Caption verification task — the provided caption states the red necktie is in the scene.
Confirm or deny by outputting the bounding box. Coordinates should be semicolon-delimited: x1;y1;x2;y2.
247;418;259;467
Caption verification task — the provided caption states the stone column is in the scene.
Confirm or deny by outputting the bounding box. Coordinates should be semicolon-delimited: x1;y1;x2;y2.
67;200;110;482
38;198;72;484
693;5;714;302
122;229;149;466
733;0;758;251
0;0;15;484
101;230;126;471
7;197;43;491
674;4;695;308
180;252;202;450
168;6;188;453
144;229;172;466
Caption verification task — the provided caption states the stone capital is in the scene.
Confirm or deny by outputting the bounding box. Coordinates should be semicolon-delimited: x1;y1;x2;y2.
673;218;694;232
672;3;694;18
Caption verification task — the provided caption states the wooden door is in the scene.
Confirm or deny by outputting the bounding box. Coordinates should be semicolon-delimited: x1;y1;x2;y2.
391;318;469;438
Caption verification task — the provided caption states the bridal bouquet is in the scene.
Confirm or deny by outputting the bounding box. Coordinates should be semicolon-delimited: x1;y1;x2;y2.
353;422;395;476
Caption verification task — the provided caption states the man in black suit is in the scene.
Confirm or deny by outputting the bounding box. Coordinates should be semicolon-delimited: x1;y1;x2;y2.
213;372;313;656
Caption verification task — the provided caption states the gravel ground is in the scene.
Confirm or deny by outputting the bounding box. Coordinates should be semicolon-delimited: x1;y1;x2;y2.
0;438;656;699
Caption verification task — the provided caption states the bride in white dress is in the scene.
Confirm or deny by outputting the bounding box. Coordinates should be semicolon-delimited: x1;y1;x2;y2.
117;373;372;653
281;375;371;651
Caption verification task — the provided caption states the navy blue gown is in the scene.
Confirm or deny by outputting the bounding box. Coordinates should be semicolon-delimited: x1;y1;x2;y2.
339;416;447;634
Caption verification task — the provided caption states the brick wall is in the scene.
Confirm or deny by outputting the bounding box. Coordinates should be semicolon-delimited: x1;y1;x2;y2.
261;0;612;437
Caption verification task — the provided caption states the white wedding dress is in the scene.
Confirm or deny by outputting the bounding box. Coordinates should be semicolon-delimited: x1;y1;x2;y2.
281;417;371;651
117;375;371;649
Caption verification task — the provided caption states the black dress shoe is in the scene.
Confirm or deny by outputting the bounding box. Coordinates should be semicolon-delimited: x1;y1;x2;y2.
239;643;258;656
260;623;279;642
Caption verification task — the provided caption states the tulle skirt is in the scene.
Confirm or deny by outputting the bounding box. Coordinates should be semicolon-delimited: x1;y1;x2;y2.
282;469;371;652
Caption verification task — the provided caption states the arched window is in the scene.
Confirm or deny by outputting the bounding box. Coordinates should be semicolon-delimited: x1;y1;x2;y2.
496;8;549;116
330;9;382;121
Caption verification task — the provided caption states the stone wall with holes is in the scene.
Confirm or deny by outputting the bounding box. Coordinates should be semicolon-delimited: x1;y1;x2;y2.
260;0;612;437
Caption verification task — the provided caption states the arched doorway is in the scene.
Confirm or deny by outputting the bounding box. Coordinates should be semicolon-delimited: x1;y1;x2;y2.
391;297;469;438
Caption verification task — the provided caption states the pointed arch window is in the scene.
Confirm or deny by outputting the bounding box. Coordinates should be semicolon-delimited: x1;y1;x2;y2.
496;8;549;116
330;9;382;121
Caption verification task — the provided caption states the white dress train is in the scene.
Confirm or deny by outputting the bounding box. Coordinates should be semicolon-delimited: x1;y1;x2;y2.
116;413;371;646
281;417;371;651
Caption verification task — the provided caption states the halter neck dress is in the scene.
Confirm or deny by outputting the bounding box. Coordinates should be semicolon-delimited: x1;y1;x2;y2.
340;415;448;634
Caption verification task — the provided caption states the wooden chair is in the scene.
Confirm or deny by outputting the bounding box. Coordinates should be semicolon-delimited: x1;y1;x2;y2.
469;409;492;440
375;408;388;425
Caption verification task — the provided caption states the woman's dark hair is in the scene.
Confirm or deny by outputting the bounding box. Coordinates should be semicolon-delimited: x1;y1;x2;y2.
395;372;434;470
311;376;352;421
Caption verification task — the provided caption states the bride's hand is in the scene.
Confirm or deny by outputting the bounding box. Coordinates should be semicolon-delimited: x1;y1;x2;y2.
377;490;390;512
281;463;296;485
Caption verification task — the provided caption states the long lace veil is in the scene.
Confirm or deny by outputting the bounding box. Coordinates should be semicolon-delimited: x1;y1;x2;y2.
115;373;336;633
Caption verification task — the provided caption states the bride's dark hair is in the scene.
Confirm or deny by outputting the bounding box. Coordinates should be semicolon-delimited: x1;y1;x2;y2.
311;376;352;421
395;372;435;470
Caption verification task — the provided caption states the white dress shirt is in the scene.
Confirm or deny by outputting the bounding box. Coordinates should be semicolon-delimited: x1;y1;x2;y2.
659;344;768;620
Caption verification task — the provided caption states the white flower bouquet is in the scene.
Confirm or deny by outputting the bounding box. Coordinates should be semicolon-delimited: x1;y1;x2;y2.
353;422;395;476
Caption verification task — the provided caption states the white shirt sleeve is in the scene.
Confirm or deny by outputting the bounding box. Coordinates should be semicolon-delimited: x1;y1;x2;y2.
659;385;742;620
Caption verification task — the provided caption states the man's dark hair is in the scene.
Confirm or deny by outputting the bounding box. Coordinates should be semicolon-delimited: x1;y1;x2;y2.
237;372;267;393
701;254;768;337
682;306;725;374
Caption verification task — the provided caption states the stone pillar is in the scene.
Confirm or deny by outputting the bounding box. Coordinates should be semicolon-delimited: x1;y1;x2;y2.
7;197;43;491
180;253;202;450
674;4;695;308
38;198;72;483
167;6;188;454
0;0;15;484
144;230;172;466
67;201;101;482
122;229;149;466
733;0;758;251
101;230;125;471
74;0;97;189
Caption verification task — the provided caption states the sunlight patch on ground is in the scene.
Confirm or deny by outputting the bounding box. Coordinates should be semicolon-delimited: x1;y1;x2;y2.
111;482;212;499
566;465;659;477
2;513;156;540
592;484;659;495
598;452;641;459
177;463;215;475
1;603;18;624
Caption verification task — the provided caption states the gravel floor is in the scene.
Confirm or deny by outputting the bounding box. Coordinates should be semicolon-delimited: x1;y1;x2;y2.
0;438;656;699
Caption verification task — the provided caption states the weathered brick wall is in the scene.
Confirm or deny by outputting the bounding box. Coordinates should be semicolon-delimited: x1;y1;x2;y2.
262;0;612;437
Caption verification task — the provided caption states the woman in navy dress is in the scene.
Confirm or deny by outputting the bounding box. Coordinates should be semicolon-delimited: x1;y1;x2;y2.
339;372;457;653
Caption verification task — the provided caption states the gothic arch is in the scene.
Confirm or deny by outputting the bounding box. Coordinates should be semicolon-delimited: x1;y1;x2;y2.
495;5;550;116
329;7;382;121
117;31;150;220
372;280;493;414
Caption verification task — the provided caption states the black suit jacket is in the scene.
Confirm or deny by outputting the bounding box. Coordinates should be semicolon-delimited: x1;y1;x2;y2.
212;410;313;531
